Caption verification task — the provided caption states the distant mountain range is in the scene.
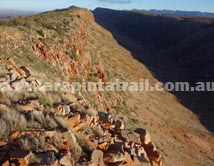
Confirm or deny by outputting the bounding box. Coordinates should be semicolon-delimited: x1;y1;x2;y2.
134;9;214;17
0;9;38;20
1;8;214;20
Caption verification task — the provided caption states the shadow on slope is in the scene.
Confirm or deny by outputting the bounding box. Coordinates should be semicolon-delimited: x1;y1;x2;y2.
93;8;214;131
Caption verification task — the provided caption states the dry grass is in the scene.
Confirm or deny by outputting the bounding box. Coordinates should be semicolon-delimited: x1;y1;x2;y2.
38;95;54;108
28;111;58;129
55;116;69;129
17;133;47;153
0;120;7;140
0;109;27;139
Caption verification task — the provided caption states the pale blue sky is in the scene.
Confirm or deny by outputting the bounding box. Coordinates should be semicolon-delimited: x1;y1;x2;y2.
0;0;214;12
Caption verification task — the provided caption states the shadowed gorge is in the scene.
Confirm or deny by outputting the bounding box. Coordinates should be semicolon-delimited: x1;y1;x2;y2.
93;8;214;131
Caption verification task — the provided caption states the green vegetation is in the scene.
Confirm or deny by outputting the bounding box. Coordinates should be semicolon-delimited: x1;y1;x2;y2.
39;96;54;107
37;29;45;37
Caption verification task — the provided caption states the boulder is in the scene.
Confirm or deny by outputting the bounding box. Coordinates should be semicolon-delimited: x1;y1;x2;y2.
62;93;77;104
10;73;18;82
134;156;150;166
0;84;13;92
19;102;35;111
0;141;7;147
131;147;150;164
121;130;141;145
115;119;125;130
87;141;98;151
144;142;162;166
9;149;31;166
37;151;57;164
20;66;31;78
135;128;151;145
2;160;10;166
129;147;137;157
11;78;29;91
124;152;134;166
67;113;81;128
59;152;73;166
91;149;105;166
98;142;109;151
62;105;71;116
35;79;43;86
92;124;105;137
54;105;63;116
73;123;84;131
9;131;21;141
107;141;125;153
137;147;149;161
98;112;113;123
103;152;125;164
46;144;59;153
94;133;112;144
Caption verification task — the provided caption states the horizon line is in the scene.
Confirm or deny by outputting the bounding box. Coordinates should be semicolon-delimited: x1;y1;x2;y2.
0;6;214;14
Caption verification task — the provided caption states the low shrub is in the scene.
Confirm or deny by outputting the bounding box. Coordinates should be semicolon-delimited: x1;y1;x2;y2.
17;133;47;152
37;29;45;37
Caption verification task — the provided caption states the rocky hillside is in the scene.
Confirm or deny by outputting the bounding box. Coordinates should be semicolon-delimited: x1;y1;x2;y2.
0;7;213;166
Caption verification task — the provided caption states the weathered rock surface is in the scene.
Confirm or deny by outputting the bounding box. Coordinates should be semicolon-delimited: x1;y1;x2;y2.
135;128;151;145
91;149;105;166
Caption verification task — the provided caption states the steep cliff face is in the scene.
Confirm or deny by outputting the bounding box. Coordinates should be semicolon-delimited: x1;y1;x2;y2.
0;7;213;166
